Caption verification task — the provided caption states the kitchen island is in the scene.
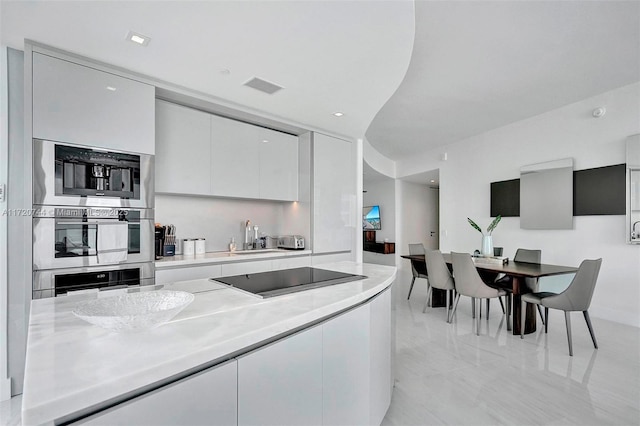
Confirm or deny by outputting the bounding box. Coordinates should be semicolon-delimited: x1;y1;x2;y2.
22;262;396;425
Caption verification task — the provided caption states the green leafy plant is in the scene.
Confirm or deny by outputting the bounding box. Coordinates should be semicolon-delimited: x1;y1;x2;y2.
467;215;502;235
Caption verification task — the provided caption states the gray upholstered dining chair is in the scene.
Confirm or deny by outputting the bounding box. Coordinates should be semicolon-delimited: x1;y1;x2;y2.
407;243;429;300
450;252;508;335
422;250;456;322
493;248;544;324
520;258;602;356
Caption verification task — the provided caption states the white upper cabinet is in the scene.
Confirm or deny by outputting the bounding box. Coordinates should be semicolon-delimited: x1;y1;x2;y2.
258;127;298;201
155;100;211;195
210;114;260;199
32;53;155;154
313;133;355;253
155;101;299;201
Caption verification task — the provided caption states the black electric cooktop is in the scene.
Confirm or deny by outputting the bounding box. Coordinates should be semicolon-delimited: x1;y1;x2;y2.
212;267;367;298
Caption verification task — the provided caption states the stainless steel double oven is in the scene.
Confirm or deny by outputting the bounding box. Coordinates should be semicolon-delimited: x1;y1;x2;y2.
32;139;155;299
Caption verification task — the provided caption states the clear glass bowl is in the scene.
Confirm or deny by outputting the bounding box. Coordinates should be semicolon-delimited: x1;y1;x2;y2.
72;290;194;333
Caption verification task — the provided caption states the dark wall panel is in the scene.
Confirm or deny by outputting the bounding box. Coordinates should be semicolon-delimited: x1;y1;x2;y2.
573;164;625;216
490;179;520;217
490;163;626;217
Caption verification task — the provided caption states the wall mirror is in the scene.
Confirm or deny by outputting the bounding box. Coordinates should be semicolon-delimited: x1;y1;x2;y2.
520;158;574;229
626;135;640;244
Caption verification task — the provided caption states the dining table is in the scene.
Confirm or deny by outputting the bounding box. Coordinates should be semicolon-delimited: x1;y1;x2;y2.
401;253;578;335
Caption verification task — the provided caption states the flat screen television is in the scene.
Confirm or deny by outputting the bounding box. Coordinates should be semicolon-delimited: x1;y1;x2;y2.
363;205;381;230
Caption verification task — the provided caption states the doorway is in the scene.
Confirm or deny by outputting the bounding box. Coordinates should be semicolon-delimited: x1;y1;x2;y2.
397;169;440;253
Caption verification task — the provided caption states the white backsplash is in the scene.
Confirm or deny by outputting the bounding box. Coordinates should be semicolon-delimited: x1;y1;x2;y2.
155;195;293;252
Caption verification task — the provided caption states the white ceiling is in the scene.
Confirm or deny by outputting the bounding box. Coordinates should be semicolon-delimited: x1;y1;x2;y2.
364;160;438;187
0;0;415;139
3;1;639;162
366;0;640;161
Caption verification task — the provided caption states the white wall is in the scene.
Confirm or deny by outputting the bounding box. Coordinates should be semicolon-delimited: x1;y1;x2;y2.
395;180;439;268
397;82;640;327
363;177;396;266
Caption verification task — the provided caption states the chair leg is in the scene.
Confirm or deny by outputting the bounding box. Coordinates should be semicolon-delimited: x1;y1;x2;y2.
565;311;573;356
426;281;431;307
407;277;416;300
445;290;451;322
506;294;512;331
471;297;476;318
498;297;506;314
422;285;432;313
544;307;549;333
450;293;461;322
537;305;545;325
583;311;598;349
520;299;526;339
476;298;481;336
486;299;490;320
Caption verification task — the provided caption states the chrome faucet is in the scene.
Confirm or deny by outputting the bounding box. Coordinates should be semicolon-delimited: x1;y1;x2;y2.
244;220;253;250
632;221;640;239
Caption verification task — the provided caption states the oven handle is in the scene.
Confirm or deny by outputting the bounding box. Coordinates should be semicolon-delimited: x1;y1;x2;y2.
56;220;132;225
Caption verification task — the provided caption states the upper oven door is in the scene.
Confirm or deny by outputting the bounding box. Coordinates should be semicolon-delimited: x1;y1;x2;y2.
33;139;154;208
33;207;154;270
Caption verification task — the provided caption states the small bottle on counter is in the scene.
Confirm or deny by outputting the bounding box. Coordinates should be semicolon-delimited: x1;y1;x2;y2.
253;226;259;249
229;237;236;252
244;220;252;250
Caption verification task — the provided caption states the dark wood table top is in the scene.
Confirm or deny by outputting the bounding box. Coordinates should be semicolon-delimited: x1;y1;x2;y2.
401;253;578;278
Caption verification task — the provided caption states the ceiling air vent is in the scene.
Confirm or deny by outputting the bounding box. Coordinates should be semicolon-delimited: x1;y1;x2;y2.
243;77;284;95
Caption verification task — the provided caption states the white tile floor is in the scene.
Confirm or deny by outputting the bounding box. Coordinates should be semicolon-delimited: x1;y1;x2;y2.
382;268;640;426
2;268;639;426
0;394;20;426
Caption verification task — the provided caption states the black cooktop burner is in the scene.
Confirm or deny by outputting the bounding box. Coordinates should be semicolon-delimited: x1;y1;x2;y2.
212;267;367;298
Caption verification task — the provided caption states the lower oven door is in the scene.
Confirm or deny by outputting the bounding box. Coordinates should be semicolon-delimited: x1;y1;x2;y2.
33;207;154;270
33;262;155;299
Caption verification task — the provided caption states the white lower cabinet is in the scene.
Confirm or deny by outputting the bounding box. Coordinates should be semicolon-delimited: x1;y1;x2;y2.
155;264;222;285
369;287;393;425
271;255;311;270
73;286;392;426
155;256;311;285
77;360;237;426
238;326;323;426
220;259;273;276
322;302;371;426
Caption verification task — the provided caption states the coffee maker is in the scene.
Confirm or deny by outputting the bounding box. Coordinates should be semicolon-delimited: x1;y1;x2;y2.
154;224;164;260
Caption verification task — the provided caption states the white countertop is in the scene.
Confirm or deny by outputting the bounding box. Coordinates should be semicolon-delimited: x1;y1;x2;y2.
21;261;396;425
155;248;312;269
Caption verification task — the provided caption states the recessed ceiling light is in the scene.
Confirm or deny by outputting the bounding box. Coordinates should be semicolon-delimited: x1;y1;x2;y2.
106;86;117;91
430;179;436;183
262;139;269;143
127;31;150;46
333;112;344;117
220;69;231;75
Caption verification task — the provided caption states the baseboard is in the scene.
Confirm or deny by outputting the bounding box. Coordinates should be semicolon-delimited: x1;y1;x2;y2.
590;306;640;329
